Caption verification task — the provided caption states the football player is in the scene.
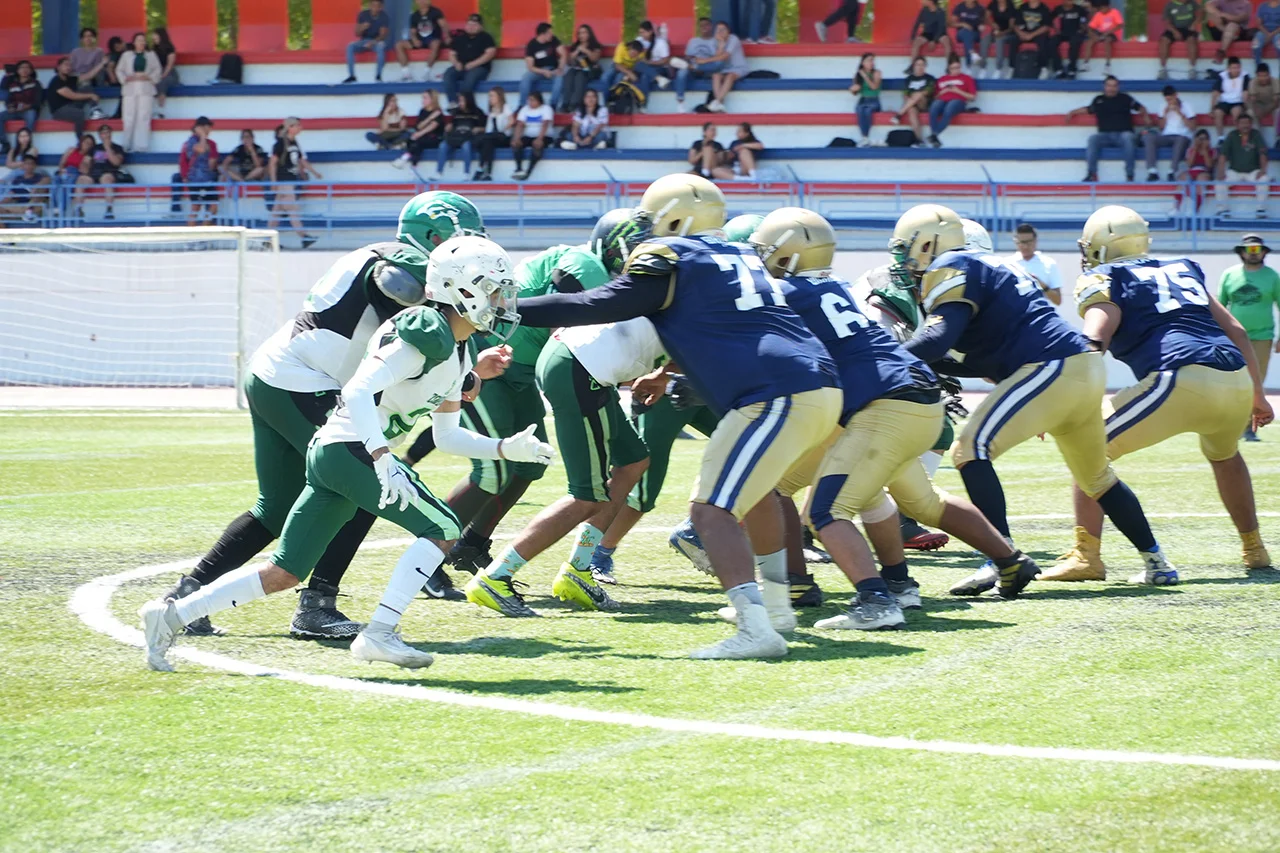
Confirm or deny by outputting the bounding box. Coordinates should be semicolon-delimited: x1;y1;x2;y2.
139;237;554;671
894;203;1174;593
513;174;844;660
167;190;487;639
1041;206;1274;581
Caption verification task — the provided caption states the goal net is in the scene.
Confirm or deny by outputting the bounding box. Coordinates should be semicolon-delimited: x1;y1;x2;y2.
0;227;281;406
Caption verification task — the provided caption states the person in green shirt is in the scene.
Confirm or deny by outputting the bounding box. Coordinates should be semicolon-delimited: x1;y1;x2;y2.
1215;113;1271;217
1218;233;1280;439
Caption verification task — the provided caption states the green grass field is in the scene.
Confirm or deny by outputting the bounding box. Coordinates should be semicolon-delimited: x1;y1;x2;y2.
3;408;1280;852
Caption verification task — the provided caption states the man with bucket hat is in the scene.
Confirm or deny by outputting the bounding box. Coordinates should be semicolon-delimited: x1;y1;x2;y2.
1218;234;1280;440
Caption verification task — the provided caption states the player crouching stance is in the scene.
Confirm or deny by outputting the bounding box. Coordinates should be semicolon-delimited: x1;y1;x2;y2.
139;237;554;671
1041;206;1274;582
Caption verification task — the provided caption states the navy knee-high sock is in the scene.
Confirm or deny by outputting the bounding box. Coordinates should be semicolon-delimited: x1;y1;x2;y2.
1096;480;1158;553
959;460;1010;539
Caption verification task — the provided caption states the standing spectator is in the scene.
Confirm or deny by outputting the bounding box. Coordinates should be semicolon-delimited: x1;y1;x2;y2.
709;20;750;113
150;28;178;119
519;23;566;112
69;27;108;88
1216;112;1270;217
115;33;162;153
395;0;448;81
851;52;883;147
475;86;512;180
1206;0;1253;69
104;36;125;86
343;0;392;83
0;155;50;224
951;0;987;71
268;117;321;249
688;121;728;177
891;56;936;144
562;88;610;149
560;24;604;113
1081;0;1124;77
56;133;95;218
176;117;220;226
1145;85;1196;180
1054;0;1089;80
927;56;977;147
1067;75;1150;182
675;17;726;113
815;0;865;43
88;124;127;219
1218;233;1280;439
719;121;764;179
45;57;102;137
435;90;483;180
1246;63;1280;140
393;90;445;169
985;0;1019;79
366;93;409;149
1256;0;1280;68
1;60;41;131
1158;0;1203;81
442;14;497;106
1013;0;1055;79
1004;223;1062;305
511;91;553;180
907;0;952;71
1212;56;1250;140
740;0;777;43
222;129;268;182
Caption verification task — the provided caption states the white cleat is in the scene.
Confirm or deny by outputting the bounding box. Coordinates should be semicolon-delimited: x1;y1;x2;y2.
715;579;795;631
351;628;435;669
815;592;906;631
949;561;998;595
139;598;181;671
692;604;788;660
1128;549;1180;586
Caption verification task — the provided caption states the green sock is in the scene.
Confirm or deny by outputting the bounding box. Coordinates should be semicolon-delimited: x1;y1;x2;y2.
567;523;605;571
484;545;527;581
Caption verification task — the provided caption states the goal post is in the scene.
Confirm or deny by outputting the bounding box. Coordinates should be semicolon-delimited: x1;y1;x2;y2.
0;227;282;408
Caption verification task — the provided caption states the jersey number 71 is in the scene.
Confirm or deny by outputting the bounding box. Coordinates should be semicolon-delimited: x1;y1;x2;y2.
712;253;788;312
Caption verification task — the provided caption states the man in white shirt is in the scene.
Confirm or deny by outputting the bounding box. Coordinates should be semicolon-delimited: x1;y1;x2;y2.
1145;84;1196;181
1004;223;1063;305
511;91;554;179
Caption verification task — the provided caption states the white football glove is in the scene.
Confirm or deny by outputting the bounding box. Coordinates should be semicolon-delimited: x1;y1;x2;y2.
500;424;556;465
373;451;417;511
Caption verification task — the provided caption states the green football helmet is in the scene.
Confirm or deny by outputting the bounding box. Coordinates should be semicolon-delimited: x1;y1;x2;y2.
724;213;765;244
397;190;485;255
589;207;654;276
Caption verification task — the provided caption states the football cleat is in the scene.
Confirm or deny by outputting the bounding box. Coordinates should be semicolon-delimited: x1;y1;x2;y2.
814;591;906;631
350;629;434;668
801;527;834;563
886;577;922;610
1242;529;1271;570
465;574;540;617
1128;549;1179;585
552;564;620;611
445;537;492;575
1038;527;1107;581
421;567;466;601
290;588;365;639
166;574;224;636
139;598;183;671
669;518;714;575
717;579;795;632
789;573;824;607
997;553;1041;600
691;604;788;660
949;561;998;596
589;551;618;585
900;516;950;551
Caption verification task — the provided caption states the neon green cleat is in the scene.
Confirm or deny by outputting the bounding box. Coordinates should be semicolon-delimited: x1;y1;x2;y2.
552;564;619;612
464;573;539;617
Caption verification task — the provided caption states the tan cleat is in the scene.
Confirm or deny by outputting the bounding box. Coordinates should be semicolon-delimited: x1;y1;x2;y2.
1038;527;1107;582
1242;529;1272;570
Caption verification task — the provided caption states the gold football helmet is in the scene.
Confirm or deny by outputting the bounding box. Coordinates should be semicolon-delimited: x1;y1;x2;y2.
890;204;965;275
639;173;727;237
749;207;837;276
1079;205;1150;270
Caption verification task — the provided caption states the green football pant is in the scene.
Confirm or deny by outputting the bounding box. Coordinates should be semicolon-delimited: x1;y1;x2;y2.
628;396;721;513
934;415;955;453
536;340;649;502
461;372;549;494
271;441;461;580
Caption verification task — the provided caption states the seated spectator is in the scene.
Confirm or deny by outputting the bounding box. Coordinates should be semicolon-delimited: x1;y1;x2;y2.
4;128;38;185
150;28;179;119
1145;84;1196;181
475;86;512;180
891;56;935;144
1067;75;1149;182
394;90;444;169
928;56;977;147
907;0;952;72
674;17;724;113
608;40;648;97
1185;128;1217;208
1216;112;1270;217
1004;224;1062;305
1082;0;1124;76
88;124;129;219
951;0;987;71
709;20;751;113
1157;0;1202;81
435;91;484;180
367;93;409;149
116;32;162;152
443;15;497;105
395;0;449;81
1212;56;1250;140
985;0;1019;78
268;117;321;249
688;122;729;177
1256;0;1280;70
511;91;554;180
560;24;604;113
69;28;109;89
46;57;103;137
0;155;50;224
1206;0;1252;69
718;121;764;180
174;116;220;226
1246;63;1280;140
851;52;883;147
222;129;268;181
1;60;41;131
635;21;672;89
562;89;610;150
343;0;392;83
814;0;864;44
1013;0;1055;79
104;36;125;86
55;133;95;218
519;23;567;114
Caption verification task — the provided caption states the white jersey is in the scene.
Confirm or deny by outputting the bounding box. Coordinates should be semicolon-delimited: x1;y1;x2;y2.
1003;250;1062;295
555;317;666;387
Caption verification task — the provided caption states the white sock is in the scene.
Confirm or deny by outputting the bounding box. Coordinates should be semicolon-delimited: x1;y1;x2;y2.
727;581;763;615
368;539;445;632
755;548;788;584
566;523;605;571
173;566;266;625
921;451;943;479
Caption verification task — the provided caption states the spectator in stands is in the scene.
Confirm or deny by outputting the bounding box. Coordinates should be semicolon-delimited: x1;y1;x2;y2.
435;91;483;179
675;17;726;113
815;0;865;44
46;57;102;137
1216;112;1270;217
69;27;109;89
88;124;127;219
4;128;38;181
1145;84;1196;181
908;0;952;72
511;91;553;180
1;61;41;131
985;0;1019;79
928;56;977;147
176;117;220;226
562;88;610;150
1181;128;1217;209
475;86;513;180
721;121;764;179
1158;0;1202;81
1218;234;1280;440
635;20;672;87
222;129;268;182
1081;0;1124;77
951;0;987;71
1067;75;1149;182
56;133;95;218
367;93;409;149
851;52;883;146
688;122;729;177
1054;0;1088;80
443;14;497;106
395;0;448;82
343;0;392;83
519;23;567;113
742;0;777;44
1013;0;1055;79
149;28;178;119
892;56;936;144
0;155;50;224
1247;63;1280;140
706;21;750;113
1212;56;1250;140
268;117;320;249
116;33;162;153
1206;0;1253;69
1004;223;1062;304
394;90;445;169
1256;0;1280;68
560;24;604;113
609;40;657;102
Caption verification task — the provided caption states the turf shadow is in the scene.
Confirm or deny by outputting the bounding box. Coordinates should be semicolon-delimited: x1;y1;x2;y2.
896;612;1014;633
411;636;615;658
608;598;728;625
1179;570;1280;586
1014;584;1181;601
783;633;926;661
359;676;641;695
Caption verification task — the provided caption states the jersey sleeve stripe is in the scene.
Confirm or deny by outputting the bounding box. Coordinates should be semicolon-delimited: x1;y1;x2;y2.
922;275;967;312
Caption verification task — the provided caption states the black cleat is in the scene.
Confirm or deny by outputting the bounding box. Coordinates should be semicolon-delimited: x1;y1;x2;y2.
997;553;1041;600
446;538;492;575
801;527;833;564
167;575;225;636
789;573;824;607
422;567;466;601
290;588;364;639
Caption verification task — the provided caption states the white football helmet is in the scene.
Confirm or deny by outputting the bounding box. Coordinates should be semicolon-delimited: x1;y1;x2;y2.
425;236;519;340
961;219;993;254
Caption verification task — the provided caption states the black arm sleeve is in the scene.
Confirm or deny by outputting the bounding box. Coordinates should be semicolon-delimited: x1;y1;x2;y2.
516;274;668;329
931;355;989;378
903;301;974;365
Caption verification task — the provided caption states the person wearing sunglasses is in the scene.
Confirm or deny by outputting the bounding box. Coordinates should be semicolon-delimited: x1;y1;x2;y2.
1217;234;1280;440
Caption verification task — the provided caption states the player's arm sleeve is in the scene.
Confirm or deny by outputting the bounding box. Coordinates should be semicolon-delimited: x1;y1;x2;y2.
342;339;428;454
931;355;989;378
431;408;505;460
903;301;973;364
516;264;671;328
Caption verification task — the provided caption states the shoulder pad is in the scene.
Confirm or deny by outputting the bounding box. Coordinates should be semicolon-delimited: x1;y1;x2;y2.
1074;273;1114;318
623;241;680;277
371;258;427;308
392;306;454;363
920;265;968;313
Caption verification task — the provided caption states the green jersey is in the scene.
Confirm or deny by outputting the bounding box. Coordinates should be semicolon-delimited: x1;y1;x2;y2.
1218;263;1280;340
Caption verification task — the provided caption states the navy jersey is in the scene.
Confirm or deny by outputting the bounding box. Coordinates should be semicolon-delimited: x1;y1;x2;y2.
920;249;1089;381
1077;257;1245;380
780;273;935;422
